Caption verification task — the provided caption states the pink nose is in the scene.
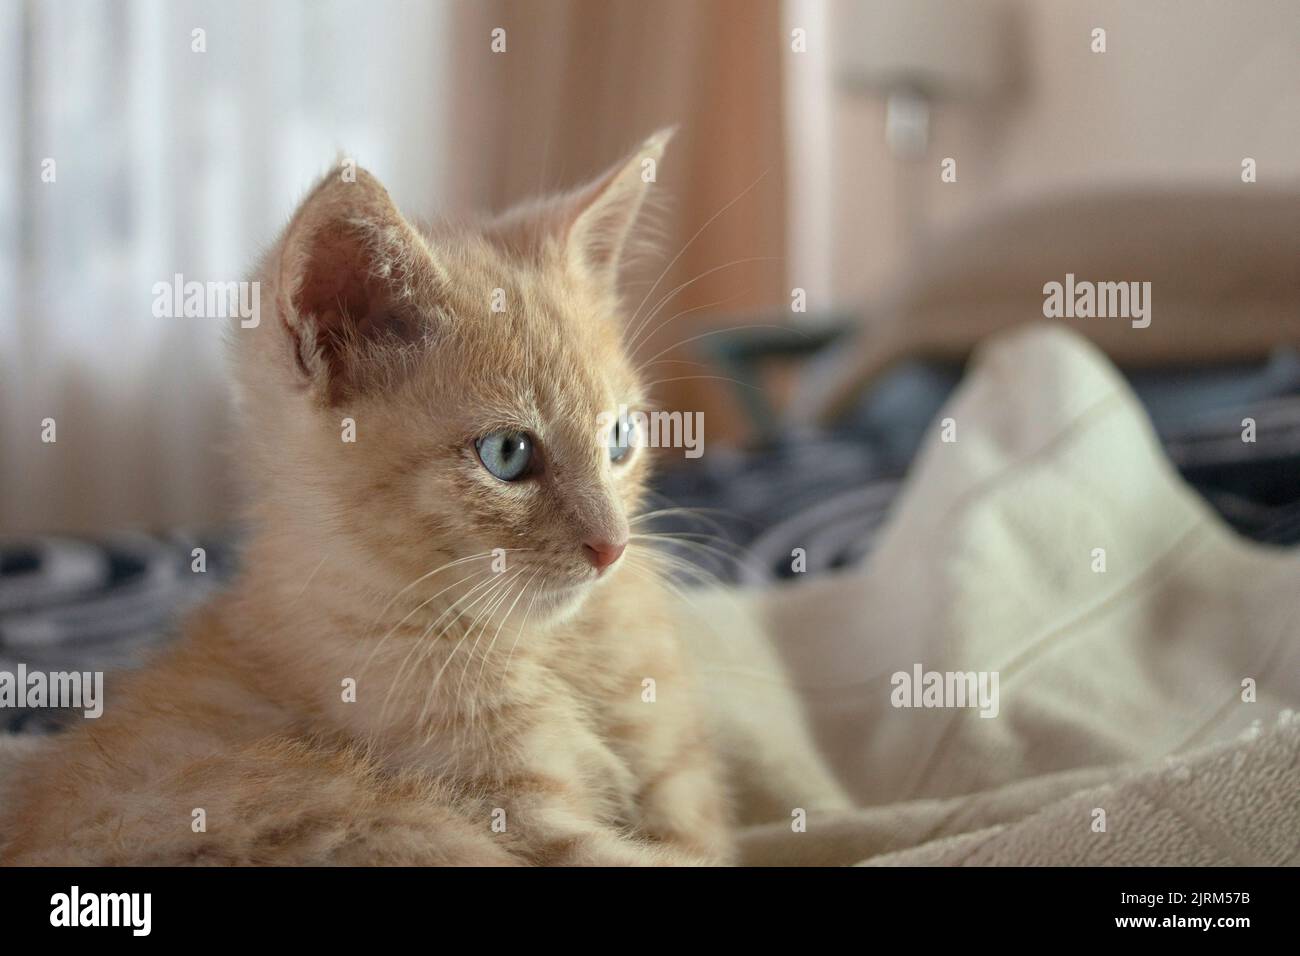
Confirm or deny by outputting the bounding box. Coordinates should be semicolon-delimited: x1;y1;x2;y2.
582;539;627;573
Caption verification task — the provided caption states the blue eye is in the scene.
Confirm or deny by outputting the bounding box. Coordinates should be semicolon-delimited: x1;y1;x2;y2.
609;416;636;464
476;431;535;481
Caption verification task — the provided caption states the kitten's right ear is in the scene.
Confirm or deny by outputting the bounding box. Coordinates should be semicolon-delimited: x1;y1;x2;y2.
274;166;446;404
488;129;673;295
562;128;674;289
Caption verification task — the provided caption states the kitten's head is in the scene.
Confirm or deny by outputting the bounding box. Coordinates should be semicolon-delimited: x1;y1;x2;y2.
235;131;673;617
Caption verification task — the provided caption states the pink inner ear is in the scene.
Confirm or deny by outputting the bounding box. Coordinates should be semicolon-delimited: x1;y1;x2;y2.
285;221;424;403
294;224;378;341
292;223;418;356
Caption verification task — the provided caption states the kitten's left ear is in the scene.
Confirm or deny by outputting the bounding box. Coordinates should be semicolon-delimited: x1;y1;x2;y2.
272;165;446;404
559;128;675;289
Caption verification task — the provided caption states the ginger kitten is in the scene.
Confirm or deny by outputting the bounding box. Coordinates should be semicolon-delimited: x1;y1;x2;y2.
0;130;734;865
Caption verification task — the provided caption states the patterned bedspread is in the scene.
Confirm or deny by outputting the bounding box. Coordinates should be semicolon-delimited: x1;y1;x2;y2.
5;355;1300;734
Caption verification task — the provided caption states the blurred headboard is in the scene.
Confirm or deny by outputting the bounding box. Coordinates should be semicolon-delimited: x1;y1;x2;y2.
806;188;1300;425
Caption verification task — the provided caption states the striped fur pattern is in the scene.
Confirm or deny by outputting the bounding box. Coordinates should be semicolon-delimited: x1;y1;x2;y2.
1;131;734;865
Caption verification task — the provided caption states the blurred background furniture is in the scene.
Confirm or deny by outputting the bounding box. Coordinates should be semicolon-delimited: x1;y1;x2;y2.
797;188;1300;426
4;0;1298;535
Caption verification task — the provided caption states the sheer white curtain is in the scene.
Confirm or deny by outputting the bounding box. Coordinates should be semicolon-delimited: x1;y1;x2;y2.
0;0;456;534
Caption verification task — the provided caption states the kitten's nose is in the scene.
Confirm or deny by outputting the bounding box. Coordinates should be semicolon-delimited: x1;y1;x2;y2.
582;538;627;573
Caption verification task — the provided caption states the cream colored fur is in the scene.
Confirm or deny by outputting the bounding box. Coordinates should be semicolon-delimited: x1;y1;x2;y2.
1;131;740;865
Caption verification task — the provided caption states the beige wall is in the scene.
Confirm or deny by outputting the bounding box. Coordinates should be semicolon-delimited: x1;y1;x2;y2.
828;0;1300;306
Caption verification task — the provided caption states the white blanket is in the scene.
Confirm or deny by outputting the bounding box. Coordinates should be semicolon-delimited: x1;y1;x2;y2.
4;324;1296;865
687;324;1300;866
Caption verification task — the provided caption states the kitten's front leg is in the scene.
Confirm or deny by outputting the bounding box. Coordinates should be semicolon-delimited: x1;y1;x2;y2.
470;716;713;866
636;744;734;863
529;825;714;867
497;792;713;866
599;665;734;861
